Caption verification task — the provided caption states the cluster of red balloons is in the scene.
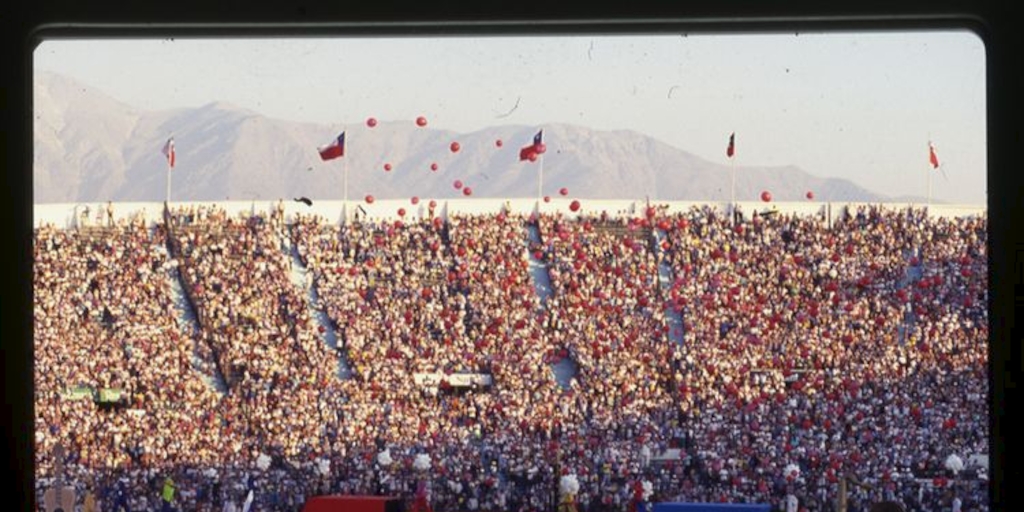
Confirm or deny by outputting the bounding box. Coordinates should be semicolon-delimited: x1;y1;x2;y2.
362;121;573;203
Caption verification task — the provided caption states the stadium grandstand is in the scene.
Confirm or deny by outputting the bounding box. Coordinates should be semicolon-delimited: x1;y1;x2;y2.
33;199;988;512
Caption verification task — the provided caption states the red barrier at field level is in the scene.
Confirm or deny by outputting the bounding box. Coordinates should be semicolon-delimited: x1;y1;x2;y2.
303;495;404;512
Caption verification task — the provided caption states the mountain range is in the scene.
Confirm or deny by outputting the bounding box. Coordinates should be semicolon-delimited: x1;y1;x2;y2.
34;71;904;205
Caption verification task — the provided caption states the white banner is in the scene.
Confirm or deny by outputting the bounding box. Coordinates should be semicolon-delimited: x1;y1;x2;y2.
413;372;493;388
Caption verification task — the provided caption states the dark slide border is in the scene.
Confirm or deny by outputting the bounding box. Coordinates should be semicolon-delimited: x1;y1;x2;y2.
3;2;1019;511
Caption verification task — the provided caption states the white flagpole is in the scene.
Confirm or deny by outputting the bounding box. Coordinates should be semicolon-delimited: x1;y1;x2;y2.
926;139;932;208
344;128;349;224
166;159;172;205
538;129;545;201
538;151;544;201
730;156;736;227
164;137;173;213
927;164;932;207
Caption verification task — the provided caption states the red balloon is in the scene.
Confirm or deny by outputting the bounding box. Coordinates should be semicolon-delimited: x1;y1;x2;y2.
397;208;406;217
806;191;815;200
411;196;420;205
416;116;428;127
569;200;581;212
559;187;569;196
383;163;392;171
544;196;551;203
450;141;461;153
453;180;463;190
366;117;378;128
430;163;439;172
463;187;473;196
528;153;538;162
429;200;437;208
761;191;772;202
495;139;503;147
365;195;375;204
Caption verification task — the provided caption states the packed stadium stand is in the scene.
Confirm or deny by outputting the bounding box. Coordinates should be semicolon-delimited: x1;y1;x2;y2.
33;199;988;512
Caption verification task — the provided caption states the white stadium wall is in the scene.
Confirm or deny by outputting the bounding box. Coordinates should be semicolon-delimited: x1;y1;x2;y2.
33;199;986;230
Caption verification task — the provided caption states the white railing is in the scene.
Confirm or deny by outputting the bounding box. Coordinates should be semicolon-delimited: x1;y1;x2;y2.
33;199;986;230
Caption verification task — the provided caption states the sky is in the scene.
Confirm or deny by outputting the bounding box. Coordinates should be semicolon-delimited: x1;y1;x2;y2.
33;30;987;204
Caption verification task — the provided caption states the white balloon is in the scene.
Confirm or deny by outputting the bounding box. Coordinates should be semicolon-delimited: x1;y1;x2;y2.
559;475;580;496
317;458;331;476
377;450;393;467
945;454;964;474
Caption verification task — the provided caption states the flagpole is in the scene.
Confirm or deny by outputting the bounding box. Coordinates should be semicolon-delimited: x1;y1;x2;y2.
166;159;172;206
164;137;173;216
538;128;545;201
344;127;349;224
538;151;545;201
927;163;932;207
730;157;736;227
926;138;933;209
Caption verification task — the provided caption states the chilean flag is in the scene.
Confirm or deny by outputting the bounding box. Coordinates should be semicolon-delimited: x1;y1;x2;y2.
162;137;176;169
726;133;735;158
519;129;544;161
929;142;940;169
318;132;346;161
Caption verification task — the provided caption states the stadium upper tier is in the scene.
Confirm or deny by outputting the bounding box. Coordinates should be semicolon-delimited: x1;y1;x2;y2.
33;199;985;230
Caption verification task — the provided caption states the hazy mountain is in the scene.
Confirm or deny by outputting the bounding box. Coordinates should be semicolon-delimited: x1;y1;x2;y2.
34;72;896;205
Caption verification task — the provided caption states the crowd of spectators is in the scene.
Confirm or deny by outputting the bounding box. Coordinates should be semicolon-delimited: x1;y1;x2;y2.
32;202;988;512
